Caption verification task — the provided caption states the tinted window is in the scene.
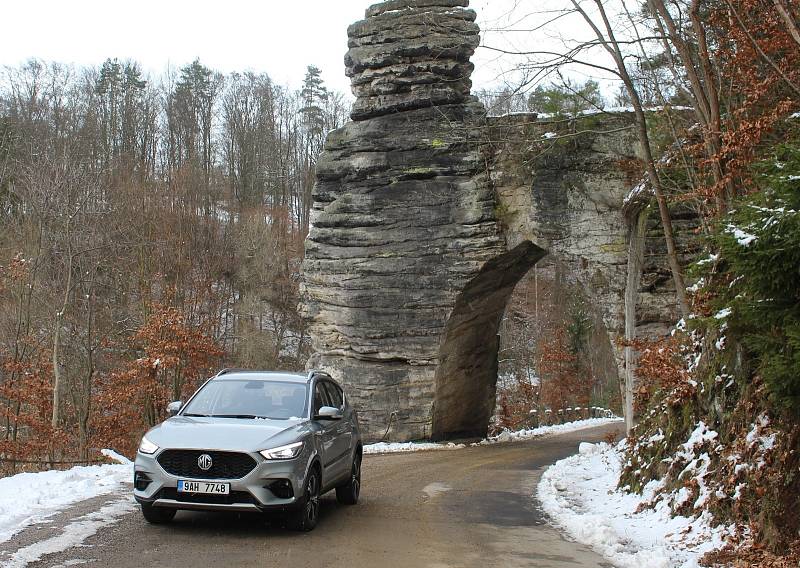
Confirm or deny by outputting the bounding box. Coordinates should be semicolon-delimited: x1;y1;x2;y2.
183;380;308;420
313;382;331;415
323;381;343;409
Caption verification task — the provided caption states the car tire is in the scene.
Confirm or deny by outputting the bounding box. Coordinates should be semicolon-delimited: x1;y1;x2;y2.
288;468;321;532
335;453;361;505
141;504;177;524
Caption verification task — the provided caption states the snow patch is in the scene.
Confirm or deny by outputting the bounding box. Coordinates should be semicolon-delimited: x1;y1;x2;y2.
538;442;732;567
100;449;131;465
363;441;465;454
1;497;135;568
726;225;757;246
481;417;622;445
679;422;718;457
0;457;132;544
695;254;719;266
714;308;732;320
501;105;693;120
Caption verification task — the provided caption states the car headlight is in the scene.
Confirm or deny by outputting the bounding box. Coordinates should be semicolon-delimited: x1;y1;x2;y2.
259;441;304;460
138;436;159;455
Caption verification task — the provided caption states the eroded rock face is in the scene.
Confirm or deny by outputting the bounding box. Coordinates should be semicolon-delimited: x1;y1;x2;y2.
302;0;690;442
346;0;479;120
489;113;644;378
303;0;544;442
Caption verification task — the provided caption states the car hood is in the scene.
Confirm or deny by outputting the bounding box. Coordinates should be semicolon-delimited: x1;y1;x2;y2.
145;416;310;453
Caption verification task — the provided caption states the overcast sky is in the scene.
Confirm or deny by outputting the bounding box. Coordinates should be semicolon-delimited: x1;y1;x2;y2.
1;0;615;96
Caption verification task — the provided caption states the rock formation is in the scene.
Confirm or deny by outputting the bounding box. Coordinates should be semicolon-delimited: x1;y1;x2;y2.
302;0;693;442
488;113;698;428
303;0;545;442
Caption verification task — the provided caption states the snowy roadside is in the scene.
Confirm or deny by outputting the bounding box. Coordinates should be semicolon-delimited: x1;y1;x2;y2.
537;441;730;568
363;416;623;454
2;497;136;568
479;417;623;444
0;450;133;544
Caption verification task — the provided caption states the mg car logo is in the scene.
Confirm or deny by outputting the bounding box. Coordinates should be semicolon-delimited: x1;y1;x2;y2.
197;454;213;471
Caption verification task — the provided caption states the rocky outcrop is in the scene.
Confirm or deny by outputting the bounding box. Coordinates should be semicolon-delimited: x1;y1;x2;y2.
303;0;545;442
490;114;701;425
303;0;693;442
346;0;479;120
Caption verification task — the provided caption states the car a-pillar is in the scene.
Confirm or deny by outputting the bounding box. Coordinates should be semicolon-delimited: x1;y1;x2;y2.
431;241;546;440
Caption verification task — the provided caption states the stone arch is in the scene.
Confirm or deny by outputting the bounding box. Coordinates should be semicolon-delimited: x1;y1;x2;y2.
302;0;670;443
432;241;546;440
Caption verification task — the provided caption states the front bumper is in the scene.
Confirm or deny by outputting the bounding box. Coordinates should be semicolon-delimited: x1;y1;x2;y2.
134;449;308;513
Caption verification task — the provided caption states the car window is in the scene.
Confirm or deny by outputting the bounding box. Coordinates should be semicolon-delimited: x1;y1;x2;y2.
322;381;344;409
182;380;308;419
313;382;332;415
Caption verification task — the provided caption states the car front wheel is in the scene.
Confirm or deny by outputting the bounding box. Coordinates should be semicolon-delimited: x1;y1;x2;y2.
288;468;320;531
141;503;177;524
336;453;361;505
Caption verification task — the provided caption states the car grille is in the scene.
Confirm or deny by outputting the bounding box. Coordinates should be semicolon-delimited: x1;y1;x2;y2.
156;488;259;506
157;449;257;480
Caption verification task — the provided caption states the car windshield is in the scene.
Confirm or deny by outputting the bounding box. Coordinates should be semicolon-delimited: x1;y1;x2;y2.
182;379;308;420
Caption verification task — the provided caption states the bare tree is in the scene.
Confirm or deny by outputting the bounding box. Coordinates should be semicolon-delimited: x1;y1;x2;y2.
568;0;689;318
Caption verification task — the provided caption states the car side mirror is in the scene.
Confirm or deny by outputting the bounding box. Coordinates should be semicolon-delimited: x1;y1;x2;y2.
315;406;343;421
167;401;183;417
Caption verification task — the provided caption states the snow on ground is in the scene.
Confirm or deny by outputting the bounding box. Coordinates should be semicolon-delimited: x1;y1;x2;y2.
363;417;622;454
481;417;622;445
495;105;693;119
0;453;133;544
364;441;466;454
537;441;731;568
2;497;136;568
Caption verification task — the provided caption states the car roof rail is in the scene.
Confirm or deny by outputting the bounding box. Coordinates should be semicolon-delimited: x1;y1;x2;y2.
216;368;248;376
307;369;332;381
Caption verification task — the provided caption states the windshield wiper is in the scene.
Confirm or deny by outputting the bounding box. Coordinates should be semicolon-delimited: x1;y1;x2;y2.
183;413;211;417
210;414;264;419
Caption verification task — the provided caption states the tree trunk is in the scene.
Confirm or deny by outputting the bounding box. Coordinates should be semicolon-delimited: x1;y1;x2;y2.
573;0;690;318
52;244;73;430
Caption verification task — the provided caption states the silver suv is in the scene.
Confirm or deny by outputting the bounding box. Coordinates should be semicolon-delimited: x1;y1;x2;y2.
133;369;362;531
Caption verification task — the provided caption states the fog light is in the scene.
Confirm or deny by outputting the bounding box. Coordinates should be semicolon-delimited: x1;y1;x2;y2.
267;479;294;499
134;472;152;491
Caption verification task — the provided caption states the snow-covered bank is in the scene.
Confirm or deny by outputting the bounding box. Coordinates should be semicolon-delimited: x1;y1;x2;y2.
364;417;622;454
0;452;133;544
537;441;731;568
482;417;623;444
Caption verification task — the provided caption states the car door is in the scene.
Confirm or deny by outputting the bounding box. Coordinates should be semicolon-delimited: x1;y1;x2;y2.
322;380;352;482
312;380;339;483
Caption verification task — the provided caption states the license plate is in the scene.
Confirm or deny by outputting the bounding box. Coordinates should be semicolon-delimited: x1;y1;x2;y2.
177;480;230;495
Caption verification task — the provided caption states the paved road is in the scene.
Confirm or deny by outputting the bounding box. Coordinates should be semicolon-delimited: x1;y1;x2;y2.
3;424;622;568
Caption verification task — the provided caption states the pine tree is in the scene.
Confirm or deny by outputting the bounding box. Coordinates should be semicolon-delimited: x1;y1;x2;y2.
300;65;328;152
527;79;605;116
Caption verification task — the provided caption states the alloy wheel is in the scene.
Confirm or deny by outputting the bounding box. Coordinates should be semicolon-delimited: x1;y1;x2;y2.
306;472;320;524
